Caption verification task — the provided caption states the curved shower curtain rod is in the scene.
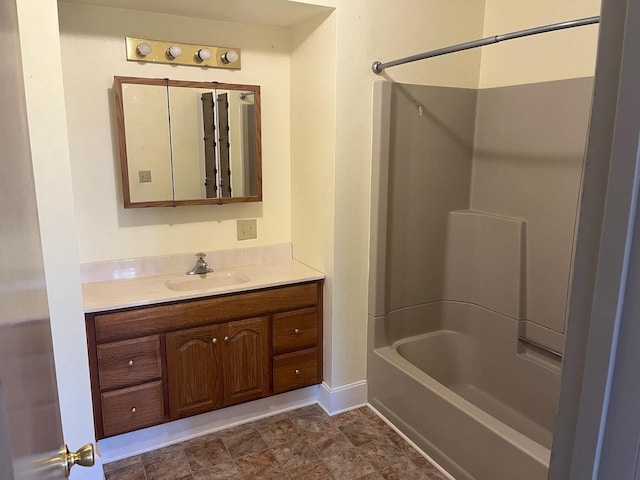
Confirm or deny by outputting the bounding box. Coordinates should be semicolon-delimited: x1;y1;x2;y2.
372;16;600;74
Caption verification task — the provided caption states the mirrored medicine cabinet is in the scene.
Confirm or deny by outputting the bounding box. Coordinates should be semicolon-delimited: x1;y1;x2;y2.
114;76;262;208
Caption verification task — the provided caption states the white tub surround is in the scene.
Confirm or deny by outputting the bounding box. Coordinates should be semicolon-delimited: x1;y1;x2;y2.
366;80;587;480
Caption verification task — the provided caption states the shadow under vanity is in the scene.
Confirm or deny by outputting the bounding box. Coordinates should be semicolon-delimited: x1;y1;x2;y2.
82;247;324;439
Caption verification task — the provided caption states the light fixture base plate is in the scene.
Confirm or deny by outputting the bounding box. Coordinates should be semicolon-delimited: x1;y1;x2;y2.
126;37;241;70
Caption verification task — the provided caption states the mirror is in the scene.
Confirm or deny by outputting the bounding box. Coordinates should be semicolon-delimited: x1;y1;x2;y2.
114;76;262;208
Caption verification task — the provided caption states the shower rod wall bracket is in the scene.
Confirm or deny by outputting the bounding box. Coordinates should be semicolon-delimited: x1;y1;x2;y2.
372;16;600;75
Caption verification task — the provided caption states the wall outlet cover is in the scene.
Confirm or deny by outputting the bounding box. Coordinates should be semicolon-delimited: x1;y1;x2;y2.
237;219;257;240
139;170;152;183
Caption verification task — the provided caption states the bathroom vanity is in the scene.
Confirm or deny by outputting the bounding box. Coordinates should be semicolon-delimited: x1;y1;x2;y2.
82;252;323;439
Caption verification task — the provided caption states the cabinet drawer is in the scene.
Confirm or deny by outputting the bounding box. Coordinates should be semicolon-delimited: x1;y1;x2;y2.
101;381;165;437
97;335;161;390
273;308;318;355
273;348;319;394
94;283;319;343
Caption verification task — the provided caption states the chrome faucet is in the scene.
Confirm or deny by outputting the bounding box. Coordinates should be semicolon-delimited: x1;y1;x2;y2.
187;252;213;275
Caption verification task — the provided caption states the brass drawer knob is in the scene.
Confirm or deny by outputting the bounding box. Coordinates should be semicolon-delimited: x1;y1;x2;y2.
294;328;300;335
212;337;218;344
295;369;301;375
128;360;134;366
131;407;137;414
224;336;229;342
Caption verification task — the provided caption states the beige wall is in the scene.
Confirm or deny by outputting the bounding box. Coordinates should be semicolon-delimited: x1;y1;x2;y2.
58;3;292;263
290;12;338;383
479;0;600;88
327;0;485;386
291;1;485;388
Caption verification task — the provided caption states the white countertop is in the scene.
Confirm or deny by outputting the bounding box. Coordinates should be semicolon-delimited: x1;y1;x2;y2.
82;259;324;313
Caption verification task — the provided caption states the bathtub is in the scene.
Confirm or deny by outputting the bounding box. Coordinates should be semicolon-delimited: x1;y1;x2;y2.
367;301;560;480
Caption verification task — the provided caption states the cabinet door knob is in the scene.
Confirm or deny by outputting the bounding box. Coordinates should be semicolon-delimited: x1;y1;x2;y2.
212;337;217;344
128;360;134;366
131;407;136;414
295;369;301;375
294;328;300;335
224;336;229;342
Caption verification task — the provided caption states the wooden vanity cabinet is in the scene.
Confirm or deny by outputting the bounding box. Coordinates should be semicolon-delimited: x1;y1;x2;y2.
166;316;270;419
166;323;224;419
272;307;321;394
222;316;270;406
86;280;322;439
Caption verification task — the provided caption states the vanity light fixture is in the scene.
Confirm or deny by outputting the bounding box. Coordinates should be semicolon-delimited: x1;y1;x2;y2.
221;50;239;64
136;42;152;57
195;48;212;62
166;44;183;59
126;37;241;69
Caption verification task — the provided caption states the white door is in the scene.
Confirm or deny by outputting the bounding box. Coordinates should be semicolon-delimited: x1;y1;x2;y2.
0;0;94;478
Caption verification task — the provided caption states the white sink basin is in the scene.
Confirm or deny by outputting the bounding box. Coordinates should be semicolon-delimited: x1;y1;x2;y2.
165;272;250;292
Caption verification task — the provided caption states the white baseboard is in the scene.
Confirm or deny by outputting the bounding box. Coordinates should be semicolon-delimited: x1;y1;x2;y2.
99;386;318;464
317;380;368;415
100;380;369;464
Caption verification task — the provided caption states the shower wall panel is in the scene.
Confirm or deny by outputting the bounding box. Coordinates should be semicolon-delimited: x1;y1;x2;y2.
471;77;594;335
385;84;476;312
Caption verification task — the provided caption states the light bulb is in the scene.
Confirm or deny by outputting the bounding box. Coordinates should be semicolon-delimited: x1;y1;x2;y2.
167;45;183;59
196;48;211;62
136;43;152;57
221;50;239;64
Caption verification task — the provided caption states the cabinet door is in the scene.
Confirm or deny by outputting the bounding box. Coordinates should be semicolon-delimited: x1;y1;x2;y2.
223;316;270;406
166;324;224;419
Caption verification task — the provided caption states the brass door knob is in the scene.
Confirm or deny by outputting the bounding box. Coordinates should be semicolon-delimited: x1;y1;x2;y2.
62;443;95;477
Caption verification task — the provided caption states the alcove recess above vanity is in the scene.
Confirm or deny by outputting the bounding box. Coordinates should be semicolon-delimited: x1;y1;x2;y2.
114;76;262;208
81;246;324;439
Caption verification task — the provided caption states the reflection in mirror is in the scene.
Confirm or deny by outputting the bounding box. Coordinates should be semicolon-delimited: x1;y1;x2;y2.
168;86;215;201
170;88;259;200
217;90;258;198
114;77;262;208
121;83;173;203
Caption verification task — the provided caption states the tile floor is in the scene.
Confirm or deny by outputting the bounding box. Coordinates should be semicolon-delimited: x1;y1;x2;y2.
103;404;450;480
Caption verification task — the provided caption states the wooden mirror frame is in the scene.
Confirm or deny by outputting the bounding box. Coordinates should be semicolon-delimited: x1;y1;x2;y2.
114;76;262;208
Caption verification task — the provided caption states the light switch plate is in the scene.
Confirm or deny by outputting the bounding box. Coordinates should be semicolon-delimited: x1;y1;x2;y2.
237;219;257;240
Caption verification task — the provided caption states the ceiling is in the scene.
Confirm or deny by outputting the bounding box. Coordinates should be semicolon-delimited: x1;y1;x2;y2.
58;0;335;27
